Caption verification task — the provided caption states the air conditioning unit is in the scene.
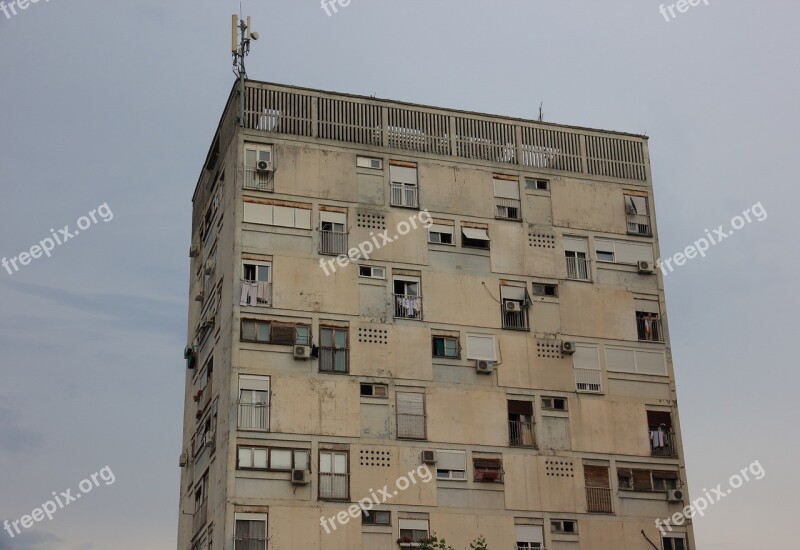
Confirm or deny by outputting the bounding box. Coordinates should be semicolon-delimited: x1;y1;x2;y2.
194;290;204;302
179;451;188;467
204;259;215;275
202;314;215;329
561;341;577;355
421;450;437;464
256;158;274;173
293;345;311;360
189;245;199;258
667;489;684;502
369;158;382;169
476;360;494;374
291;469;310;485
205;435;215;448
504;301;521;312
637;260;654;274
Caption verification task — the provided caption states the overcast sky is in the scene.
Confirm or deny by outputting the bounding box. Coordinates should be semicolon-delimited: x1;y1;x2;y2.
0;1;797;549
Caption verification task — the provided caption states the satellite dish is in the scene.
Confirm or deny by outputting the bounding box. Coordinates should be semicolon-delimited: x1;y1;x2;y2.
251;32;260;40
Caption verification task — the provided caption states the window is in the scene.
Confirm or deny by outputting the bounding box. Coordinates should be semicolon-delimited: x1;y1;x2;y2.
359;265;385;279
564;237;590;280
398;519;429;544
625;194;651;236
234;514;267;550
244;146;274;191
436;450;467;480
432;336;459;358
525;177;549;191
501;284;530;330
494;177;522;220
595;243;615;263
466;334;496;361
428;224;454;245
541;397;567;411
662;534;687;550
473;458;504;483
320;211;348;255
617;468;679;492
241;319;271;343
360;383;388;397
390;162;419;208
648;410;676;457
394;277;422;320
237;446;309;471
357;156;383;170
238;375;269;430
241;261;271;306
653;473;679;491
319;327;349;373
508;400;535;447
319;450;349;500
594;238;654;265
361;510;391;525
550;519;577;534
461;226;490;249
295;325;311;346
636;309;664;342
618;470;634;490
532;283;558;297
574;344;602;393
515;525;544;549
396;391;426;439
242;199;311;229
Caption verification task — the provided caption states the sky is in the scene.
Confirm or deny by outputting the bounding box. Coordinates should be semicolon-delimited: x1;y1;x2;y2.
0;1;798;549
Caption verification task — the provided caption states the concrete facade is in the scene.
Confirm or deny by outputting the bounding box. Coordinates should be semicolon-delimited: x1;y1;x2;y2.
178;81;694;550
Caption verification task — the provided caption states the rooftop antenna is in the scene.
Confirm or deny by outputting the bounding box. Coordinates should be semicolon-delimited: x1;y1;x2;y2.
538;102;544;122
232;11;259;127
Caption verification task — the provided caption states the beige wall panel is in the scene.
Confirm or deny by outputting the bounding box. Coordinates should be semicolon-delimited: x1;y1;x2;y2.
423;271;499;327
570;398;649;455
560;284;634;340
271;377;359;437
552;179;627;234
489;223;526;274
426;387;507;446
275;256;359;315
496;332;533;388
429;512;514;549
350;322;431;380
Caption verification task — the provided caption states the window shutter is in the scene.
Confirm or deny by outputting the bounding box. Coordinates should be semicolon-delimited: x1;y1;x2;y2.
271;322;296;345
632;468;653;491
584;465;610;488
508;400;533;416
437;450;466;470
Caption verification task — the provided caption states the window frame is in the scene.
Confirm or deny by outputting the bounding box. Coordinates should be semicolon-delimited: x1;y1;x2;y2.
357;156;383;170
461;227;491;250
360;383;388;398
398;518;429;544
435;450;467;481
240;318;271;343
532;283;558;298
319;326;350;374
541;396;568;411
525;177;550;191
358;265;386;279
237;445;310;471
550;519;577;534
432;336;460;358
361;509;391;525
318;449;350;501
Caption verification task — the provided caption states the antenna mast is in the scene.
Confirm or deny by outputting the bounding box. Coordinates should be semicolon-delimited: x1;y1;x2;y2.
232;14;259;127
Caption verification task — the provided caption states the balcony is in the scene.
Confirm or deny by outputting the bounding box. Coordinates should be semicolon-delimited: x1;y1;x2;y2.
390;183;419;208
565;256;590;280
650;428;678;457
585;487;613;513
495;197;522;220
396;413;426;440
508;420;535;447
394;294;423;320
501;303;529;330
627;213;651;236
637;315;664;342
192;498;207;534
319;230;348;256
318;347;348;373
319;473;349;500
243;168;274;192
234;537;268;550
238;402;268;430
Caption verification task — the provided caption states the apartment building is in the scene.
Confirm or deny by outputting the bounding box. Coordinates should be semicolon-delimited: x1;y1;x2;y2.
178;80;694;550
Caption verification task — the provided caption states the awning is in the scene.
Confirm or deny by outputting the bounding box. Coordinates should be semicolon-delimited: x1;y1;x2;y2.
462;227;490;241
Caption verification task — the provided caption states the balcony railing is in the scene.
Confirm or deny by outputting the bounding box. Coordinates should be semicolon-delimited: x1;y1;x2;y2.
319;472;349;500
501;304;529;330
394;294;423;320
575;368;602;393
627;213;651;236
234;537;268;550
319;230;348;255
390;183;419;208
243;168;274;192
238;402;268;430
586;487;613;513
508;420;535;447
565;256;590;280
192;498;207;534
637;315;664;342
318;347;348;373
649;428;678;457
516;545;543;550
397;413;426;439
495;197;522;220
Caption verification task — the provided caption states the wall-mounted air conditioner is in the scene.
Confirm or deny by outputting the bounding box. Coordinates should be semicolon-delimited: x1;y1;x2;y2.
504;301;521;312
293;345;311;360
561;341;576;355
421;450;437;464
667;489;684;502
291;469;310;485
637;260;655;274
179;452;188;467
476;360;494;374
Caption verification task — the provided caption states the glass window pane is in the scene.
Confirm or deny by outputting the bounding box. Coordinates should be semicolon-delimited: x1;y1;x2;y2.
320;452;332;473
445;339;457;356
334;330;346;348
433;338;444;356
253;449;268;469
271;449;292;470
257;323;271;342
320;329;332;347
294;450;309;470
242;321;256;341
333;453;347;473
239;448;252;468
296;326;310;345
245;150;256;167
257;265;270;282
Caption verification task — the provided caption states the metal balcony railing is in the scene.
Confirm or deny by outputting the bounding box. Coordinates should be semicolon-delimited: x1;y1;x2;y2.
649;428;678;457
397;413;426;439
586;487;613;513
575;368;602;393
319;473;349;500
319;230;348;255
627;213;651;236
243;168;274;192
192;498;207;534
390;183;419;208
501;304;529;330
565;256;590;280
508;420;535;447
637;316;664;342
238;402;268;430
318;347;348;373
516;545;544;550
234;537;268;550
495;197;522;220
394;294;423;320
